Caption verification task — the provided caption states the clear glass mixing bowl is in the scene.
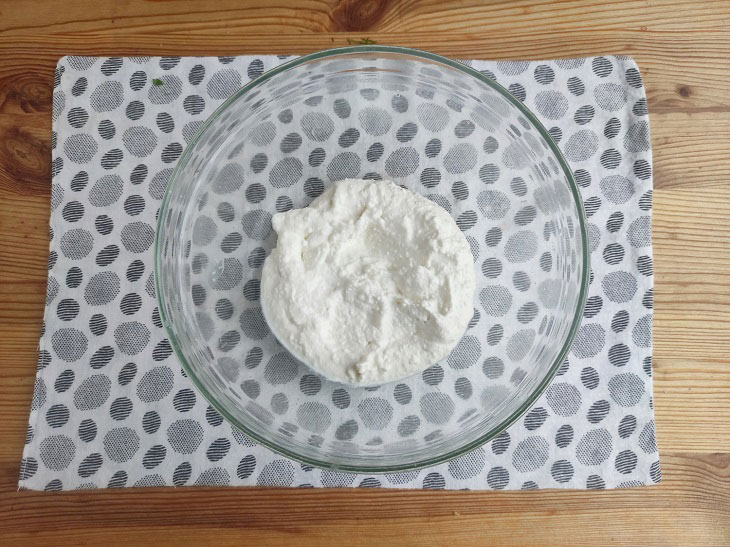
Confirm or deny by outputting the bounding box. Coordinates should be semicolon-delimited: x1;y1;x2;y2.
155;46;588;472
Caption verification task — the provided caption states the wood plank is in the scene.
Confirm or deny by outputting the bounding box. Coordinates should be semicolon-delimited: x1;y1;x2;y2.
0;453;728;544
0;114;51;199
0;194;50;281
651;112;730;190
2;0;730;35
653;363;730;452
653;187;730;366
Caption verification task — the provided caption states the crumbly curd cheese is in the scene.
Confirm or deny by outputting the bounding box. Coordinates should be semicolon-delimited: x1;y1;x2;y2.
260;178;475;385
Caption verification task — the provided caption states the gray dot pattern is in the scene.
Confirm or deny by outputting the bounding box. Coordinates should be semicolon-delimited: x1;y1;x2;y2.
21;54;656;491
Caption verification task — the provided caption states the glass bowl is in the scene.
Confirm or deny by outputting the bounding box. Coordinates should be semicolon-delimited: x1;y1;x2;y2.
155;45;588;472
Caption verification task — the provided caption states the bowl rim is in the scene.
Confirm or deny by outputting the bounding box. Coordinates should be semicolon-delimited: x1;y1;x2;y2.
154;45;590;473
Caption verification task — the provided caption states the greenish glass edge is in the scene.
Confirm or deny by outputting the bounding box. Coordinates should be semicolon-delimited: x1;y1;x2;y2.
154;45;590;474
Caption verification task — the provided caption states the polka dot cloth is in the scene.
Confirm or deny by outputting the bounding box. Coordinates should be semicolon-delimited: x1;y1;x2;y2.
20;54;658;491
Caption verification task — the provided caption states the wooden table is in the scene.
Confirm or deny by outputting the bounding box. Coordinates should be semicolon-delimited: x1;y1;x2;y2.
1;1;728;544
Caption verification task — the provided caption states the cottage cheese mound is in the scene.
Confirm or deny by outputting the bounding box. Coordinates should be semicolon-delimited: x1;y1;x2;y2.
260;178;475;385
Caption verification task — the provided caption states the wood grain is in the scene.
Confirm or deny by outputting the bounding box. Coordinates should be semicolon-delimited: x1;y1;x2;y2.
1;0;729;544
1;453;729;544
2;0;730;35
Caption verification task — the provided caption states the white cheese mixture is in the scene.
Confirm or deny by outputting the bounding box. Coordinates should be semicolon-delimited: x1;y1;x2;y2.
260;178;475;385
